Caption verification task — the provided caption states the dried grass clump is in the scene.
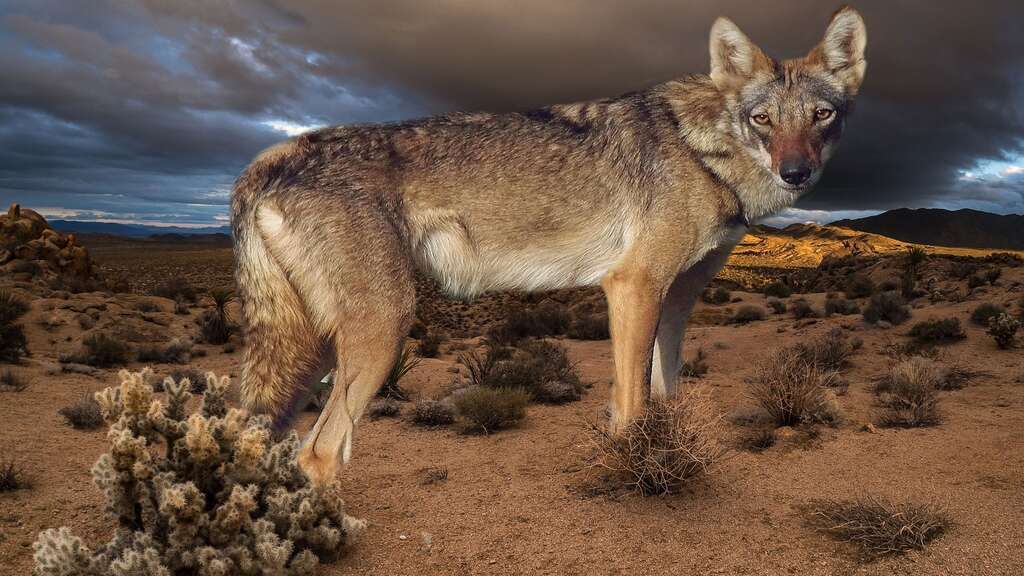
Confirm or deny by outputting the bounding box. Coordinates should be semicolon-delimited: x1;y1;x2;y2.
701;286;731;305
863;292;911;325
0;454;32;492
824;296;860;316
789;298;818;319
908;317;965;345
367;398;401;419
58;395;104;430
136;338;192;364
63;332;131;368
464;340;584;404
0;368;29;391
412;399;455;427
566;312;610;340
876;358;942;427
453;386;529;433
793;327;859;371
748;347;839;427
33;369;363;575
809;497;949;558
590;387;724;495
731;305;765;324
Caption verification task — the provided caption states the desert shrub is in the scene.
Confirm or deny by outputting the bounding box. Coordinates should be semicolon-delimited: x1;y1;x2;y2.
949;261;978;280
809;497;948;559
967;274;986;289
766;299;786;314
407;320;427;339
793;327;858;371
763;281;792;298
136;338;192;364
744;428;777;452
135;299;161;313
984;267;1002;284
971;303;1006;326
412;399;455;427
198;288;236;344
367;398;401;419
987;313;1020;349
486;301;570;345
731;305;765;324
34;370;363;575
908;318;965;345
789;298;818;319
876;361;942;427
150;277;197;302
167;366;210;394
680;347;708;378
844;274;876;299
173;295;190;315
863;292;911;325
701;286;731;305
378;345;420;401
936;361;988;391
0;368;28;392
566;312;610;340
66;332;131;367
416;331;445;358
458;346;499;388
748;346;838;427
0;455;31;492
590;387;724;495
454;386;529;433
479;340;583;404
58;395;104;430
0;289;30;362
824;296;859;316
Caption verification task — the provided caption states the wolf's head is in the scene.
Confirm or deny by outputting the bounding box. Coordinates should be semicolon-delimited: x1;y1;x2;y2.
709;7;866;193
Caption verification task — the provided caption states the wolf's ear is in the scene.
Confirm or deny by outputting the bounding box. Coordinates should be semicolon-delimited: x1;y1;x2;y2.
709;17;772;91
811;6;867;92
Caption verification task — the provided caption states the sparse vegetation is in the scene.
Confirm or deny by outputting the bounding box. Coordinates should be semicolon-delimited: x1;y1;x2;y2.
793;327;859;371
763;281;792;298
0;289;30;362
0;455;32;492
135;338;192;364
908;317;966;345
789;298;818;319
747;346;839;427
767;299;787;314
198;287;236;344
469;339;584;404
486;301;570;345
0;368;28;392
987;313;1020;349
744;428;776;452
567;312;610;340
34;369;363;575
150;277;198;302
416;331;446;358
378;345;421;401
876;359;942;428
454;386;529;433
680;347;708;378
367;398;401;419
135;299;161;313
412;399;456;427
863;291;911;325
732;305;765;324
701;286;731;305
843;274;875;299
58;395;104;430
590;387;724;495
824;296;859;316
809;497;948;559
971;302;1006;326
64;332;131;367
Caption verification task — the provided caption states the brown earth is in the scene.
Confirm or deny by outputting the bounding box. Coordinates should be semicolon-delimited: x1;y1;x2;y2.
1;223;1023;575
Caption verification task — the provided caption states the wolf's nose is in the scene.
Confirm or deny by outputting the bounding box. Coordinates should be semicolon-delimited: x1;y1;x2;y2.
780;161;812;186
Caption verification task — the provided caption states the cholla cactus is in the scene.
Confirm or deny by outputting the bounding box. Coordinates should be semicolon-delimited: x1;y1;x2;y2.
34;369;363;575
987;313;1020;349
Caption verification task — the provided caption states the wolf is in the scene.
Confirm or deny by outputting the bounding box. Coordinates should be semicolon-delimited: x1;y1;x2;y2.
231;7;867;484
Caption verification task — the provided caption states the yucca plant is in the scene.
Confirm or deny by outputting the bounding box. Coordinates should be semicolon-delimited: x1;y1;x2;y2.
377;345;420;401
0;289;30;362
200;288;236;344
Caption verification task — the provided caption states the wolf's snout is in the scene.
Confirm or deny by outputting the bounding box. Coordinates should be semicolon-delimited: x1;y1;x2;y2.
779;158;812;186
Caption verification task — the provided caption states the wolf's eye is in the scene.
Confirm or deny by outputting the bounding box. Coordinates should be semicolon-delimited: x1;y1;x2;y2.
814;108;834;121
751;113;771;126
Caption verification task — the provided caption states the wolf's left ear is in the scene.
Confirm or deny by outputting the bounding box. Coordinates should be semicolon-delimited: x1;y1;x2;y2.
811;6;867;92
709;17;772;91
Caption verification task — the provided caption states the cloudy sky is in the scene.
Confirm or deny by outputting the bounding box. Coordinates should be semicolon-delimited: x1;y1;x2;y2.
1;0;1022;228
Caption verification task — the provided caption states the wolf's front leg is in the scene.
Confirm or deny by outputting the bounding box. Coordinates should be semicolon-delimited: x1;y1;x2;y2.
601;267;664;433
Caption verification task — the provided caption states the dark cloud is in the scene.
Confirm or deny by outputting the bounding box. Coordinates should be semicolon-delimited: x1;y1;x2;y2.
1;0;1022;225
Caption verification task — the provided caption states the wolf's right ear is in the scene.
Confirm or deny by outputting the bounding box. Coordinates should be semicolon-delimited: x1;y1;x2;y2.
709;17;771;92
809;7;867;93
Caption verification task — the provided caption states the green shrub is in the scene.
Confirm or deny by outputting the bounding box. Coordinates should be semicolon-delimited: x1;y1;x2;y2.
566;312;610;340
58;395;104;430
987;313;1020;349
824;296;860;316
477;340;583;404
863;292;911;325
701;286;731;305
412;399;455;427
66;333;131;367
809;497;948;559
971;303;1006;326
908;318;965;344
454;386;529;433
34;370;363;575
732;305;765;324
844;274;876;299
763;281;792;298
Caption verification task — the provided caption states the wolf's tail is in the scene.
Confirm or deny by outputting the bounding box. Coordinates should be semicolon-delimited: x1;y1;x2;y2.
231;141;328;430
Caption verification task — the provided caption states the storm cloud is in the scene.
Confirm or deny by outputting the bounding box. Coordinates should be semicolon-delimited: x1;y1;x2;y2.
1;0;1022;226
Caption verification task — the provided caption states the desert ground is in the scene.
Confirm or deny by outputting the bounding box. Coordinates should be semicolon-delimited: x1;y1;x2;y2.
1;207;1023;575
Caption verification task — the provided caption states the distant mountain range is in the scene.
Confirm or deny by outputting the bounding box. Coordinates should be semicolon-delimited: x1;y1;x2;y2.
830;208;1024;250
50;220;232;237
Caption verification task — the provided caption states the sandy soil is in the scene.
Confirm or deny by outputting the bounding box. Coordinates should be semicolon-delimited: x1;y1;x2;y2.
2;269;1023;575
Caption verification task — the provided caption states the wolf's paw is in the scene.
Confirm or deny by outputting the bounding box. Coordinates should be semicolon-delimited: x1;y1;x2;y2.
297;445;339;487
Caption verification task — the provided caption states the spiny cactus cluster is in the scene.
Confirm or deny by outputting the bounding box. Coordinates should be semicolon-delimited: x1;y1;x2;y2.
34;369;363;575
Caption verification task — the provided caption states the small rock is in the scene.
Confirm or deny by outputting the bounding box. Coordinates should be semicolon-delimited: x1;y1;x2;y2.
861;423;877;434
